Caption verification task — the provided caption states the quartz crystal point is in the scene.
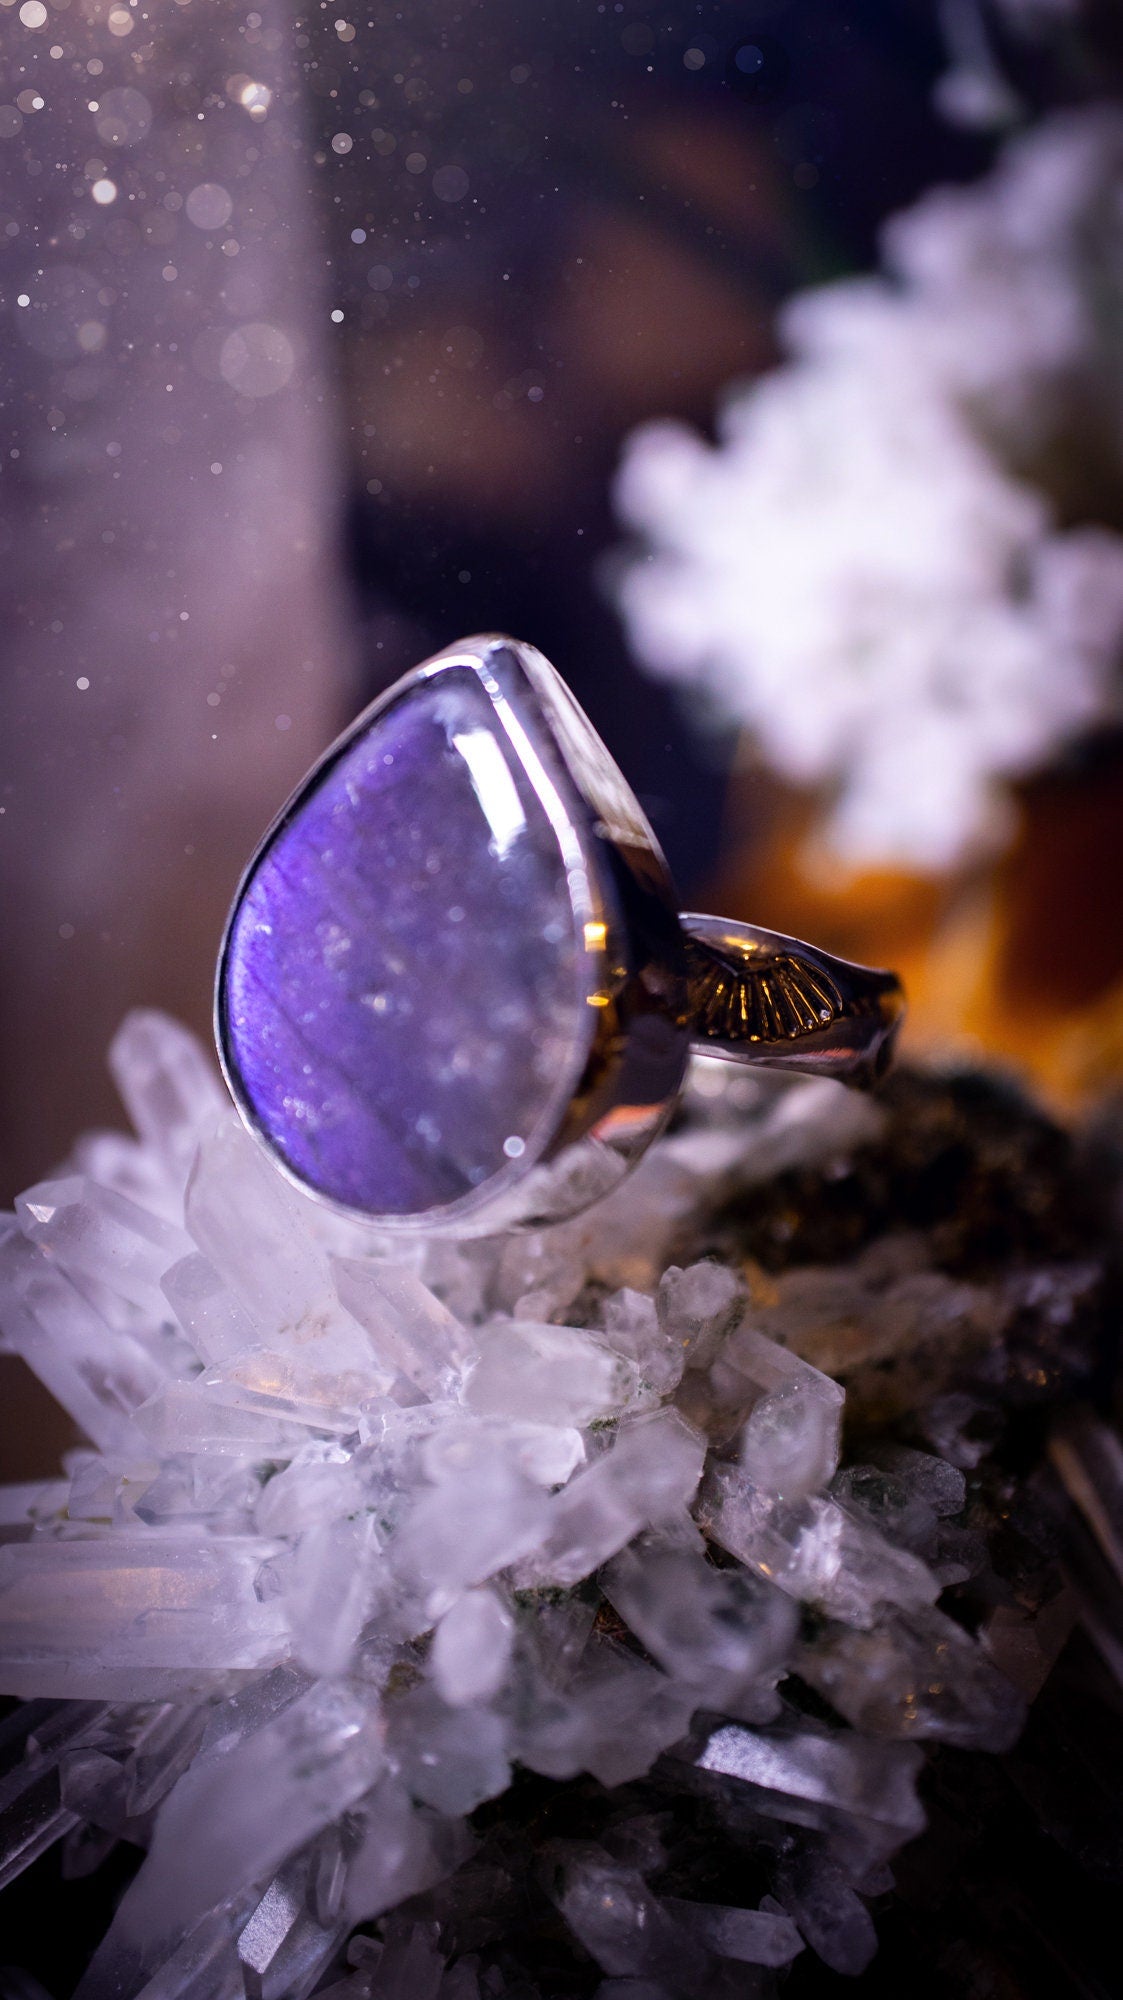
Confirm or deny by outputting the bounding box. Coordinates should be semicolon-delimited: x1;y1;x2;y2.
160;1253;264;1370
0;1705;88;1894
122;1683;384;1946
281;1515;387;1678
339;1775;474;1927
0;1231;160;1456
108;1012;229;1183
332;1257;477;1395
464;1319;638;1428
527;1408;707;1587
773;1853;879;1977
431;1588;515;1708
657;1260;747;1370
546;1844;712;1986
253;1444;365;1538
798;1603;1028;1749
185;1121;373;1369
385;1685;510;1816
236;1857;349;2000
512;1646;699;1789
660;1896;804;1967
702;1459;940;1627
601;1536;798;1691
15;1176;191;1313
727;1328;844;1503
353;1922;446;2000
417;1412;584;1489
391;1455;551;1606
0;1538;288;1700
686;1716;926;1840
133;1381;333;1461
81;1905;250;2000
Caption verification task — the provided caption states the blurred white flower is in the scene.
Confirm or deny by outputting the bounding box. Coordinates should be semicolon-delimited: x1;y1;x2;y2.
882;109;1123;460
614;112;1123;874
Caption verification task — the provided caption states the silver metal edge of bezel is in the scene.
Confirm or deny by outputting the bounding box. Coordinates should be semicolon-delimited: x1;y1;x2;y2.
214;633;688;1237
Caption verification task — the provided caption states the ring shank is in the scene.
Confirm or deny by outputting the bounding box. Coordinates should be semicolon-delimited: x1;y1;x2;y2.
681;913;904;1087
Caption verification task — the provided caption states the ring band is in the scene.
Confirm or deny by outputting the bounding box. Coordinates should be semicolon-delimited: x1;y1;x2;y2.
216;635;904;1235
682;914;903;1087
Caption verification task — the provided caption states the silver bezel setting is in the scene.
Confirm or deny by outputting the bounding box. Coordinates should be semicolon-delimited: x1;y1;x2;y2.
215;634;692;1237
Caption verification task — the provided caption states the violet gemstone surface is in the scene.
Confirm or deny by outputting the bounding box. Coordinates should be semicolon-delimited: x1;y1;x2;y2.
219;669;589;1217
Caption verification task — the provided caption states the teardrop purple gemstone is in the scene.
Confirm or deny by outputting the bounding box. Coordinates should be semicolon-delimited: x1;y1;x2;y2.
219;669;589;1218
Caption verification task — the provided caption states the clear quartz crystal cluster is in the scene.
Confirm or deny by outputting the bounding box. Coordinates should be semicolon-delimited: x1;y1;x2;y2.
0;1014;1058;1999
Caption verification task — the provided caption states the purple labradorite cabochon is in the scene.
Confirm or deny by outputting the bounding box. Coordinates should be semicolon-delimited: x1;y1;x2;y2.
219;669;591;1218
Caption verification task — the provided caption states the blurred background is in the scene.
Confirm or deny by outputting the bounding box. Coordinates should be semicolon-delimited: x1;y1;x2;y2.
4;0;1123;1472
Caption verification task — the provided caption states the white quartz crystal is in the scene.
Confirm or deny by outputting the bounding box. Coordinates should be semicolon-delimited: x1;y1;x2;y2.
657;1260;746;1369
547;1847;707;1985
690;1717;925;1838
431;1589;515;1708
186;1121;376;1379
517;1651;700;1789
161;1252;265;1369
281;1516;386;1679
602;1536;797;1691
661;1895;804;1967
0;1537;289;1699
703;1459;940;1627
418;1414;584;1490
126;1682;384;1941
799;1602;1027;1748
0;1231;161;1456
134;1380;330;1462
109;1011;229;1182
16;1175;191;1312
253;1444;365;1538
464;1319;638;1428
340;1776;473;1927
237;1862;348;2000
0;1013;1032;1997
385;1686;510;1816
527;1409;707;1588
728;1329;844;1502
332;1256;477;1396
391;1456;551;1607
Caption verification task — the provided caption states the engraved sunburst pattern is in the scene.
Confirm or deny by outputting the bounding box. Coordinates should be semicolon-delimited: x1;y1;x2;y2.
684;936;859;1047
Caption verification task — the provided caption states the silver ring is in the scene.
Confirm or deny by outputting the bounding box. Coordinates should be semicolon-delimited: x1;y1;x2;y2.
216;634;904;1235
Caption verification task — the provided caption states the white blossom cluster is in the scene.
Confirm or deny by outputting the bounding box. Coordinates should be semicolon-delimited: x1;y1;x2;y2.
614;111;1123;874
